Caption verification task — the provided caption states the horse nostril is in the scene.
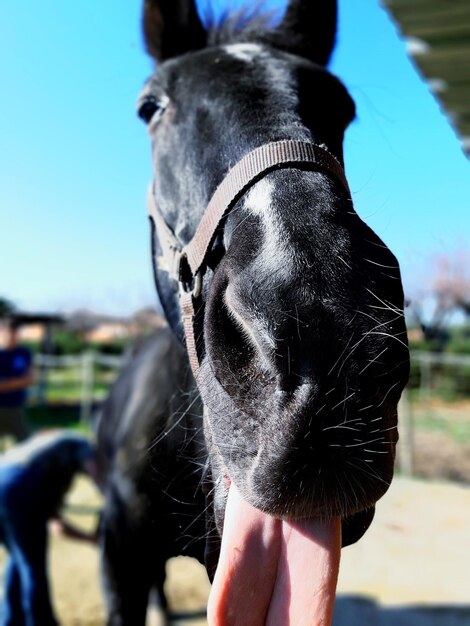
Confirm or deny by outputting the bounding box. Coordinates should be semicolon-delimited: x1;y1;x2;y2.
276;371;298;394
223;287;275;371
223;288;314;392
223;289;256;347
273;339;317;394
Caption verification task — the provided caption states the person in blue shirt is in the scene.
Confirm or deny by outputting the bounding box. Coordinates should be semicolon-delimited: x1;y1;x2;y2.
0;431;101;626
0;320;34;442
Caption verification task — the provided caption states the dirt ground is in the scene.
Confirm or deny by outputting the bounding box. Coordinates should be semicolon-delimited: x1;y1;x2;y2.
404;397;470;485
1;474;469;626
413;428;470;483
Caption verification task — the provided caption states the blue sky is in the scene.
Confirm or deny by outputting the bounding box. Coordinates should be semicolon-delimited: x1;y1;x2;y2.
1;0;469;315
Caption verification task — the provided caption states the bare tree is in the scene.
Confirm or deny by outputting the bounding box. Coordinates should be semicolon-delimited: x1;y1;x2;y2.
432;248;470;317
408;247;470;346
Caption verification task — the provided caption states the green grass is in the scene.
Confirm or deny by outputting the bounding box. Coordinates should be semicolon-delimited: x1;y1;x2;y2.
33;367;117;404
415;417;470;444
45;384;109;402
411;410;470;444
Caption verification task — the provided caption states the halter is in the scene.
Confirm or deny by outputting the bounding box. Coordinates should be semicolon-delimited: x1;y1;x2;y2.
147;139;351;378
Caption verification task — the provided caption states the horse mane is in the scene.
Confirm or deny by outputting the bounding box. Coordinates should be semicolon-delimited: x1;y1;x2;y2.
200;2;331;65
201;2;284;48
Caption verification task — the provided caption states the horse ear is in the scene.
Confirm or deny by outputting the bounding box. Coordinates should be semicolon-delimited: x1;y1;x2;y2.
143;0;207;62
264;0;337;66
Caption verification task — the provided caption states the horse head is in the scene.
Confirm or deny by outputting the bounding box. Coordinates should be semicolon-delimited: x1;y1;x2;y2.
139;0;409;622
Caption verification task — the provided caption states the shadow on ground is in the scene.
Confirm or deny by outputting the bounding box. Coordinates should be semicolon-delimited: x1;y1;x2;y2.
163;597;470;626
333;596;470;626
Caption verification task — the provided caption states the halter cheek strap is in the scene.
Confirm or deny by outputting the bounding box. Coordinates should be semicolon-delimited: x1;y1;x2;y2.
147;140;351;378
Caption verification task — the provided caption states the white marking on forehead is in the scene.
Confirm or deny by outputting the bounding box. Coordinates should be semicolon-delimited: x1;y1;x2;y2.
244;179;294;283
224;43;263;63
245;178;274;216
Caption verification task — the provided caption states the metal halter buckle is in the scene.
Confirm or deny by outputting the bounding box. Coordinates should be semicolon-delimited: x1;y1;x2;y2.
177;252;202;298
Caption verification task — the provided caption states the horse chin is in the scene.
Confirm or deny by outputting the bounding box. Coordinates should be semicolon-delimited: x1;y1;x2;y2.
203;406;392;558
200;357;397;527
211;454;390;532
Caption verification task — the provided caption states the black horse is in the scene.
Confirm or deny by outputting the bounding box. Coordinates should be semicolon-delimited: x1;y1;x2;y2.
101;0;410;623
96;329;206;624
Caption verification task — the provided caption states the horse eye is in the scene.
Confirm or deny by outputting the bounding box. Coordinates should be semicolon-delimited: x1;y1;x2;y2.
137;95;169;125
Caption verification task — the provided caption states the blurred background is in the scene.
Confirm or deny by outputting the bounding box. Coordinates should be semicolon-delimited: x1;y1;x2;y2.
0;0;469;624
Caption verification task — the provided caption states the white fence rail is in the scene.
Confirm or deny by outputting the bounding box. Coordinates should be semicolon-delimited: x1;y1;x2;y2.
34;353;124;368
412;351;470;367
397;351;470;477
32;352;125;423
30;350;470;476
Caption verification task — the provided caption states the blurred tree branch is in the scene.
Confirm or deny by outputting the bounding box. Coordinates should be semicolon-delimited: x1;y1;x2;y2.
408;247;470;348
0;297;17;318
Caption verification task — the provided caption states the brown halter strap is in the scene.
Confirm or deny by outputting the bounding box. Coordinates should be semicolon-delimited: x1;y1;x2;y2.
147;140;350;377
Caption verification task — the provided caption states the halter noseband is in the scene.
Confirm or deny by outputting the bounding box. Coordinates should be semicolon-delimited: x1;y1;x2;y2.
147;139;350;377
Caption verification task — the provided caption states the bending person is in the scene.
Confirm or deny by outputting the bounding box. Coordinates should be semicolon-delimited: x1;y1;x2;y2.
0;430;100;626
